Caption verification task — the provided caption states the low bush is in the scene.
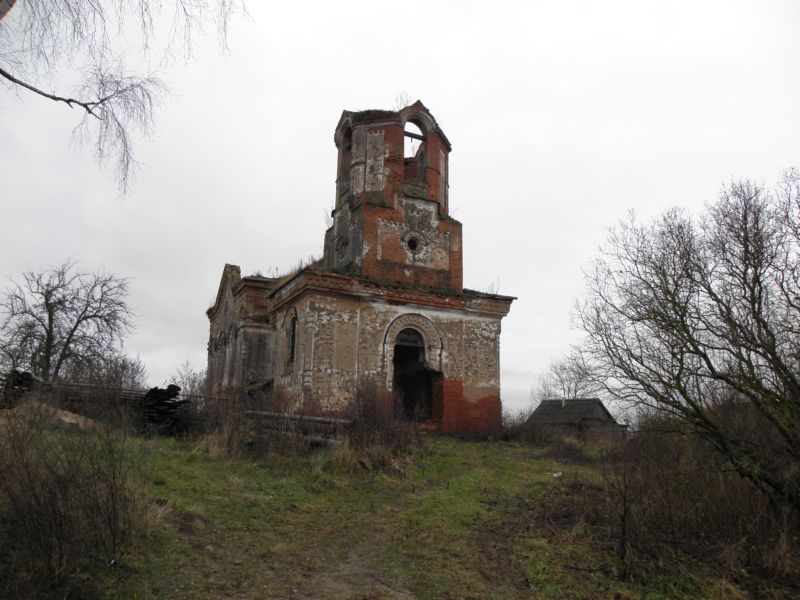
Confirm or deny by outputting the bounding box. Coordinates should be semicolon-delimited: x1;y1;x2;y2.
500;405;533;441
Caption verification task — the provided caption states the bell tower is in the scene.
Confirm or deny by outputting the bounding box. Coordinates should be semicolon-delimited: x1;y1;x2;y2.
323;101;463;292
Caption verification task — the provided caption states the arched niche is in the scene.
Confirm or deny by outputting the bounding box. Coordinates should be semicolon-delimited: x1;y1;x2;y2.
334;118;355;202
280;307;299;371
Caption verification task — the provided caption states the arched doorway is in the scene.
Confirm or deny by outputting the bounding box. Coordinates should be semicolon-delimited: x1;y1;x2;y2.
393;328;433;420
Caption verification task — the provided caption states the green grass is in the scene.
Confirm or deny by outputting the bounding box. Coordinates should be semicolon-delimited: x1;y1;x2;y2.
93;437;718;599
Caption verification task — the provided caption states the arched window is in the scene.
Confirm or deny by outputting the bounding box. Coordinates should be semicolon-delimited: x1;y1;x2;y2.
340;127;353;174
288;315;298;363
337;126;354;199
404;121;424;158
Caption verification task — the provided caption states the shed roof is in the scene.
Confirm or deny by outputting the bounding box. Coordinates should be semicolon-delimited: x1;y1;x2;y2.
526;398;617;425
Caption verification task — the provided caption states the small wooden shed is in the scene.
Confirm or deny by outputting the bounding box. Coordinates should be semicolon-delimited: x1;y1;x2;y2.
525;398;622;437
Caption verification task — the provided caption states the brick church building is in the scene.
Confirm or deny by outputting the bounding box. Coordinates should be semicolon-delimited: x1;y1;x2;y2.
206;101;514;435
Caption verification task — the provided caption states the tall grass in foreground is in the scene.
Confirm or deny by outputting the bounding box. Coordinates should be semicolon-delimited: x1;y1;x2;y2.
505;404;799;593
596;420;799;585
0;397;147;598
342;379;421;469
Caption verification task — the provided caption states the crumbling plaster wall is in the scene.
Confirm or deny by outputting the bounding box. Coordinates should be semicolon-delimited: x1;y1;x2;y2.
207;287;238;394
325;106;460;292
208;283;275;395
274;291;503;432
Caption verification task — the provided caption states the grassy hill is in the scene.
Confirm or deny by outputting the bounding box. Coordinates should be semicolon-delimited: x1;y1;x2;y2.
85;436;718;600
2;400;793;599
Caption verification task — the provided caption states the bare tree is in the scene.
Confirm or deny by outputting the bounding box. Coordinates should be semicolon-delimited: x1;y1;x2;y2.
169;360;206;397
0;260;134;382
0;0;244;191
577;169;800;511
529;351;601;404
392;91;413;111
63;353;149;389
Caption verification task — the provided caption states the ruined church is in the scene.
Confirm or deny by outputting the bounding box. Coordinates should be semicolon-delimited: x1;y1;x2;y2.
206;102;514;435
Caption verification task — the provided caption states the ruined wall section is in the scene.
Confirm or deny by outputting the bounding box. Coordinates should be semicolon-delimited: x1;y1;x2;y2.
368;196;463;292
323;202;363;274
297;296;360;411
207;285;236;396
458;317;503;433
270;280;310;406
239;326;273;387
207;269;276;396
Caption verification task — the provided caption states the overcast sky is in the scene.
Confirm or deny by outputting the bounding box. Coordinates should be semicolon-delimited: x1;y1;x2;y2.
2;0;799;410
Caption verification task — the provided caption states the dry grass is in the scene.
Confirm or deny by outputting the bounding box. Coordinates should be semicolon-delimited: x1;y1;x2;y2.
343;379;421;467
501;409;799;597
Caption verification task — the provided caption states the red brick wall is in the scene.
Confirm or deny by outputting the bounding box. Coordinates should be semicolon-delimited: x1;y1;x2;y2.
358;203;464;293
439;377;501;437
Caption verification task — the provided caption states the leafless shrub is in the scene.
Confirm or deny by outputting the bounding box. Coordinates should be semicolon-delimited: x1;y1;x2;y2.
595;410;799;590
55;381;135;427
504;417;599;465
539;434;598;464
194;379;421;467
392;91;413;111
64;353;149;390
169;360;206;397
196;386;316;459
0;397;147;597
501;404;533;441
343;379;420;469
347;380;415;445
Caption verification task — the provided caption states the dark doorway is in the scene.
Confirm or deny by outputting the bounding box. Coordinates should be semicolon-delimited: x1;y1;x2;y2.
393;328;432;420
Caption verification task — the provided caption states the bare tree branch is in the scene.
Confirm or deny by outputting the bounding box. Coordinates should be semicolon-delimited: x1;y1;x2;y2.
577;171;800;512
0;0;245;192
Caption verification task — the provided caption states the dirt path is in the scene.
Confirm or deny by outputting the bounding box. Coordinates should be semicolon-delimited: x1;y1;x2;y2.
298;546;416;600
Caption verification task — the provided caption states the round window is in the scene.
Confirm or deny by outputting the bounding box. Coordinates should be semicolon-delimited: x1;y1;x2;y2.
407;237;419;251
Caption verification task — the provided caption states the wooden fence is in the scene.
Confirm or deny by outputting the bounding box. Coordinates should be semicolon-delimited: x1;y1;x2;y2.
1;375;353;442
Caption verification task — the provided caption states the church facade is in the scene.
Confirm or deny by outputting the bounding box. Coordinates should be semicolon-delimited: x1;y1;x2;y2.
206;102;514;435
